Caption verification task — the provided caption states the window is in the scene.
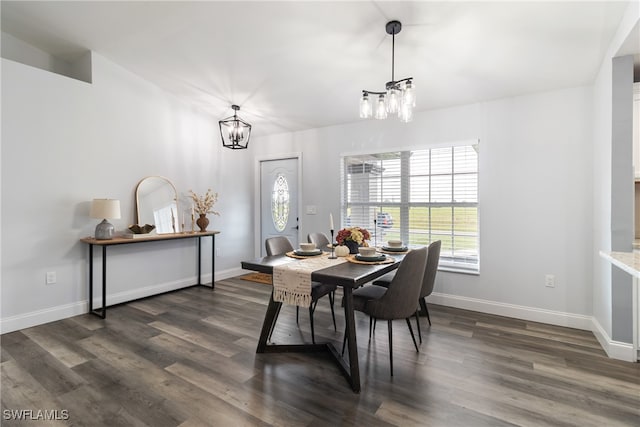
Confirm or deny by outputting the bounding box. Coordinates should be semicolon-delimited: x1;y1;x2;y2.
341;142;479;273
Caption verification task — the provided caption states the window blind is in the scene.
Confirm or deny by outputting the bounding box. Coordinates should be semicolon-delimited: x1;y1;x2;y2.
341;143;479;273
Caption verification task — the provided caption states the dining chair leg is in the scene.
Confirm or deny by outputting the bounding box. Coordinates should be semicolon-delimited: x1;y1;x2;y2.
368;316;373;340
419;297;432;325
388;320;394;377
405;318;419;353
329;291;337;331
424;304;431;326
414;309;422;344
296;306;300;324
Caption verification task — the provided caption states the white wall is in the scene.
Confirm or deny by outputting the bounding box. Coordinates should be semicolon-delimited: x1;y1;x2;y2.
1;53;254;332
591;1;640;360
252;86;594;328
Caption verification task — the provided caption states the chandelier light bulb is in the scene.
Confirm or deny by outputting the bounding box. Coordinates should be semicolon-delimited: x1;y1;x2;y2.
230;121;244;142
403;80;416;107
360;93;372;118
375;95;388;119
386;87;400;114
399;103;413;123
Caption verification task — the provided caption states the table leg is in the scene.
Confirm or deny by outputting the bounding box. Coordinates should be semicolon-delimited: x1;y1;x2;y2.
257;292;283;353
197;236;202;285
99;246;107;318
342;286;361;392
88;244;94;313
90;246;107;318
210;234;215;290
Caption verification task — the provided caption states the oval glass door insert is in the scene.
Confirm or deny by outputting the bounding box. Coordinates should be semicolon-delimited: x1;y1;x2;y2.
272;173;290;232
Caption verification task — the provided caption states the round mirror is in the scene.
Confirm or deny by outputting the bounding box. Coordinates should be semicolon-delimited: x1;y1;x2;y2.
135;176;179;234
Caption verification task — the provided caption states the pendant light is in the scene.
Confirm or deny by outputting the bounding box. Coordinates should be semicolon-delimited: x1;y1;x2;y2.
219;105;252;149
359;21;415;123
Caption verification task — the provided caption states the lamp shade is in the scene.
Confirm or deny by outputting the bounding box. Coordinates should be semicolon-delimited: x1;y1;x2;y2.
90;199;121;219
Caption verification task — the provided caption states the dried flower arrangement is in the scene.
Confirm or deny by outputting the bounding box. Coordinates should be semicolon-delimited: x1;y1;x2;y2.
336;227;370;245
189;189;220;216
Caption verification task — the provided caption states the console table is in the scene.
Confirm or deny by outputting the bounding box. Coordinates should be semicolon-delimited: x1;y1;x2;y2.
81;231;219;318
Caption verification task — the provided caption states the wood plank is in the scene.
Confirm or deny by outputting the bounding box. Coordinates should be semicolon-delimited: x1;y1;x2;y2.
166;362;315;426
2;276;638;427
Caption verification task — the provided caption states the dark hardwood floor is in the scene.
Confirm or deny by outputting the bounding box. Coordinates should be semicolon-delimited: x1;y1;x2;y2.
2;278;639;426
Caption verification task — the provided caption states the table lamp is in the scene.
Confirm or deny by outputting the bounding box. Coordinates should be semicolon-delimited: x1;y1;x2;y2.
90;199;121;240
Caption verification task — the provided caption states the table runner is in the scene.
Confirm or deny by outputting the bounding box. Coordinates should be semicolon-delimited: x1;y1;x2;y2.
273;255;346;307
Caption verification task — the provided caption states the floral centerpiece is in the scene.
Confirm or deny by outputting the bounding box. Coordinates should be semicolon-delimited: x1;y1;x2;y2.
336;227;371;254
189;189;219;231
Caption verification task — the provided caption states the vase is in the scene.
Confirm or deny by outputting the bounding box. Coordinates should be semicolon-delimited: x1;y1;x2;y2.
196;214;209;232
345;240;360;254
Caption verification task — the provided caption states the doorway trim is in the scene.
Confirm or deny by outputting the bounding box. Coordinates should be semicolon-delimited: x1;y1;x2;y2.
254;152;302;257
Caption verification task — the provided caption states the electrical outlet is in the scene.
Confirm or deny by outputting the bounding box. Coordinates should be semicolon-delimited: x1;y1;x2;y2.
545;274;555;288
216;248;222;257
46;271;56;285
306;205;317;215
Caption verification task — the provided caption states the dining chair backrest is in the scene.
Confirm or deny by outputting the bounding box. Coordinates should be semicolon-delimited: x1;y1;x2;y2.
365;247;428;321
307;232;330;248
421;240;441;300
265;236;294;256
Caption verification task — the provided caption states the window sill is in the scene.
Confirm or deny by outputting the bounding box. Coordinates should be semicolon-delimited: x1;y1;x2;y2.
438;265;480;276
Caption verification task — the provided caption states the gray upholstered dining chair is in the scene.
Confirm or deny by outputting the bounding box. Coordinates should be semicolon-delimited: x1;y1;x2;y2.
265;236;337;343
345;246;428;376
307;232;331;249
373;240;441;343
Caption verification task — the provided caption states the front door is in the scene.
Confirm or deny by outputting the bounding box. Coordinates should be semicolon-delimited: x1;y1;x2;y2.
260;157;299;255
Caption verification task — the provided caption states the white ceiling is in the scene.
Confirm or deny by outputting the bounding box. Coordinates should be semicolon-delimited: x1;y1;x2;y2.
1;1;633;137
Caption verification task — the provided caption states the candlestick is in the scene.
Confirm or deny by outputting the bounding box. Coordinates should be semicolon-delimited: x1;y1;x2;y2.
374;218;377;248
328;229;336;259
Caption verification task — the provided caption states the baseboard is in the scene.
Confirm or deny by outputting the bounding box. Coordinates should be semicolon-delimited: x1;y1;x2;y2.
0;301;88;334
216;266;244;281
428;292;593;330
0;267;246;335
591;317;637;362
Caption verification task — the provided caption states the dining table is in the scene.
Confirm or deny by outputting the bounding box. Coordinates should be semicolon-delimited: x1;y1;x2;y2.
241;251;405;393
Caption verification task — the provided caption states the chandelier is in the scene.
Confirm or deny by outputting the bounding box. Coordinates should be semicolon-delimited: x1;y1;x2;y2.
359;20;415;123
219;105;252;149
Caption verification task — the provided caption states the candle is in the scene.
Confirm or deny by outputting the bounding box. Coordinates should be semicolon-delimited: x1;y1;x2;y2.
191;204;195;216
330;213;334;230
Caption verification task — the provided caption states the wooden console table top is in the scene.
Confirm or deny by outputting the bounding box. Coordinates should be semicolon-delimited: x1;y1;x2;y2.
81;231;220;246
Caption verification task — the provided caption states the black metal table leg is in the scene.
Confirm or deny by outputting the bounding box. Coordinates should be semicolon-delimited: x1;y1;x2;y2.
90;245;107;318
197;236;202;285
342;286;361;392
257;292;283;353
255;288;361;393
210;234;215;290
88;244;93;313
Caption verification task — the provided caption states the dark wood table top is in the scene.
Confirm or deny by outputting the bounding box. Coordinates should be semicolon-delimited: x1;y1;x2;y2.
241;253;405;289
